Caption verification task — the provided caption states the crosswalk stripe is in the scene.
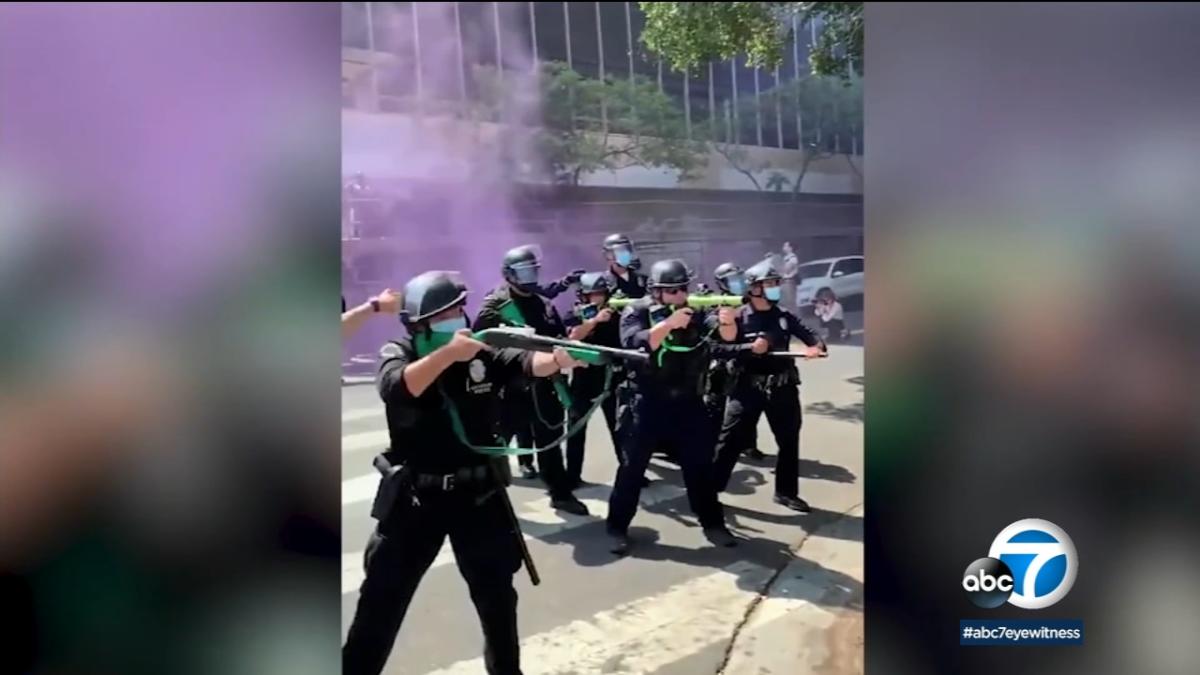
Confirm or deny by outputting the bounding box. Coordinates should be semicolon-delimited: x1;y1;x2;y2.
423;560;777;675
342;407;383;423
343;430;390;454
341;482;687;595
343;473;382;506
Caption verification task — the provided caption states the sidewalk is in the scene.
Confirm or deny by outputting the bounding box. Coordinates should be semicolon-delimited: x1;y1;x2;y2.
720;504;865;675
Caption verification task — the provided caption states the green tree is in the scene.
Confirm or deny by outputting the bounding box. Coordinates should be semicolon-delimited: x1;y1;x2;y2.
639;2;863;80
475;62;707;186
703;73;862;196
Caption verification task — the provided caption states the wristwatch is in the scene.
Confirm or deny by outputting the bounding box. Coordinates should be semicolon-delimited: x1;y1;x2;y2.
370;298;381;313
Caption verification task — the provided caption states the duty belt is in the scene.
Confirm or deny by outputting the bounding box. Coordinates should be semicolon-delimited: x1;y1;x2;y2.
747;370;800;391
408;465;493;491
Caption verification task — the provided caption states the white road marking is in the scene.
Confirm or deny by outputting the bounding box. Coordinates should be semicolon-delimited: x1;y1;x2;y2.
342;407;383;423
341;482;687;595
424;560;778;675
343;473;383;506
343;430;390;455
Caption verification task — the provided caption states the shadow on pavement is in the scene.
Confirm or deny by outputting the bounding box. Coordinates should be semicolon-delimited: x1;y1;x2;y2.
724;468;769;495
564;520;863;612
805;400;864;423
724;504;864;544
798;458;857;484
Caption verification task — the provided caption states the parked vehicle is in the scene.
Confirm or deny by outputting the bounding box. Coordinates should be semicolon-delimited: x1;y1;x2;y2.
793;256;864;311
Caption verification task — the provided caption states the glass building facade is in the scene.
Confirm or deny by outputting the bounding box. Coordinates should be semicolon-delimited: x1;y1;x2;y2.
343;2;862;155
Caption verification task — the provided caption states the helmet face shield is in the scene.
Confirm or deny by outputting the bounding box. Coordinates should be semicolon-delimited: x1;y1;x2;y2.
510;263;540;285
608;243;636;267
504;245;542;288
725;274;747;296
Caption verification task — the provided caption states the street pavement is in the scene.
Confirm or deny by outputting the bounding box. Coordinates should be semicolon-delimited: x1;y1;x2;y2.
341;340;863;674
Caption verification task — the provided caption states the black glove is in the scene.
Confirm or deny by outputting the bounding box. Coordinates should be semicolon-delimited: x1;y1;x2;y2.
562;269;585;285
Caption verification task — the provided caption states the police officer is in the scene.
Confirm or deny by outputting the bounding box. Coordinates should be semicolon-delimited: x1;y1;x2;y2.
473;245;590;516
704;264;748;442
601;233;649;299
712;259;826;513
606;259;744;554
343;271;584;675
562;273;624;488
707;264;765;461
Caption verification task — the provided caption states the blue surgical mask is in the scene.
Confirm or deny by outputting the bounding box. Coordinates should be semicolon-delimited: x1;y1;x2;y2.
764;286;782;302
727;278;746;295
615;250;633;267
430;315;467;334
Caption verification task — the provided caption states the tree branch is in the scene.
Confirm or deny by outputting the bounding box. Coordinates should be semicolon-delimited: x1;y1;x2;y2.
712;141;764;191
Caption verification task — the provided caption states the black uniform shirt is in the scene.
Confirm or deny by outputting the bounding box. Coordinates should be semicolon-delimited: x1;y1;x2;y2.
474;284;566;338
563;304;622;349
604;267;649;299
731;303;822;375
620;298;743;395
377;339;532;473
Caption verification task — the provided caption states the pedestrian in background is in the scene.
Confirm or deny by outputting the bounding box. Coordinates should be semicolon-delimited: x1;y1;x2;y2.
814;288;848;343
781;242;800;310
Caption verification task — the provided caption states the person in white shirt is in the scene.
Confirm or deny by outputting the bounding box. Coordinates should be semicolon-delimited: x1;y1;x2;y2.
781;242;799;309
814;288;847;343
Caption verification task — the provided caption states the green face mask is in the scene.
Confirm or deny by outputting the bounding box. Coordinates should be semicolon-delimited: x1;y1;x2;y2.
414;328;456;357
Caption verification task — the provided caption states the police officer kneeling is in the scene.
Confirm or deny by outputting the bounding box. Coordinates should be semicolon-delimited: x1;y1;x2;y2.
712;259;826;513
605;259;740;555
343;271;584;675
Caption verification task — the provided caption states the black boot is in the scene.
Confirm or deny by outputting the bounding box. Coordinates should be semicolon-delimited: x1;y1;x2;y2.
703;526;738;548
774;494;811;513
607;529;631;555
551;494;590;516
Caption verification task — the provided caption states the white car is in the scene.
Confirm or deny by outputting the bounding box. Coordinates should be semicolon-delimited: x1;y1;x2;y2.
793;255;864;309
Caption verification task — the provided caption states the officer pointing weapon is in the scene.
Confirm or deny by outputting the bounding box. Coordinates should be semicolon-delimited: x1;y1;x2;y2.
562;272;626;489
473;245;590;516
343;270;587;675
605;259;745;555
712;258;827;513
703;263;763;455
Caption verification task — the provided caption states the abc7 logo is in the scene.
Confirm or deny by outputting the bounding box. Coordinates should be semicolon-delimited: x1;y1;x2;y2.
962;558;1015;608
963;518;1077;609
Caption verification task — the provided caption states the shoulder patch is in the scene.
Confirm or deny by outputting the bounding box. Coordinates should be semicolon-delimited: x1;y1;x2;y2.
379;342;405;360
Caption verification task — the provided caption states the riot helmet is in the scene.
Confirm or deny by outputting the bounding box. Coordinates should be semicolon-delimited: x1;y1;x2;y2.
602;233;638;269
399;270;468;327
743;259;784;303
713;262;747;295
502;244;542;293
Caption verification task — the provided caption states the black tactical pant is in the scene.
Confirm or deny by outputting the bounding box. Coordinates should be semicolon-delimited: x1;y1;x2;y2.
566;366;622;486
504;391;536;472
509;380;573;499
713;379;803;498
343;487;524;675
607;391;725;533
705;365;758;453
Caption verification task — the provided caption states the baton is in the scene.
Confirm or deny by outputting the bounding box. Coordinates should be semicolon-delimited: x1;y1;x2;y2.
486;462;540;586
